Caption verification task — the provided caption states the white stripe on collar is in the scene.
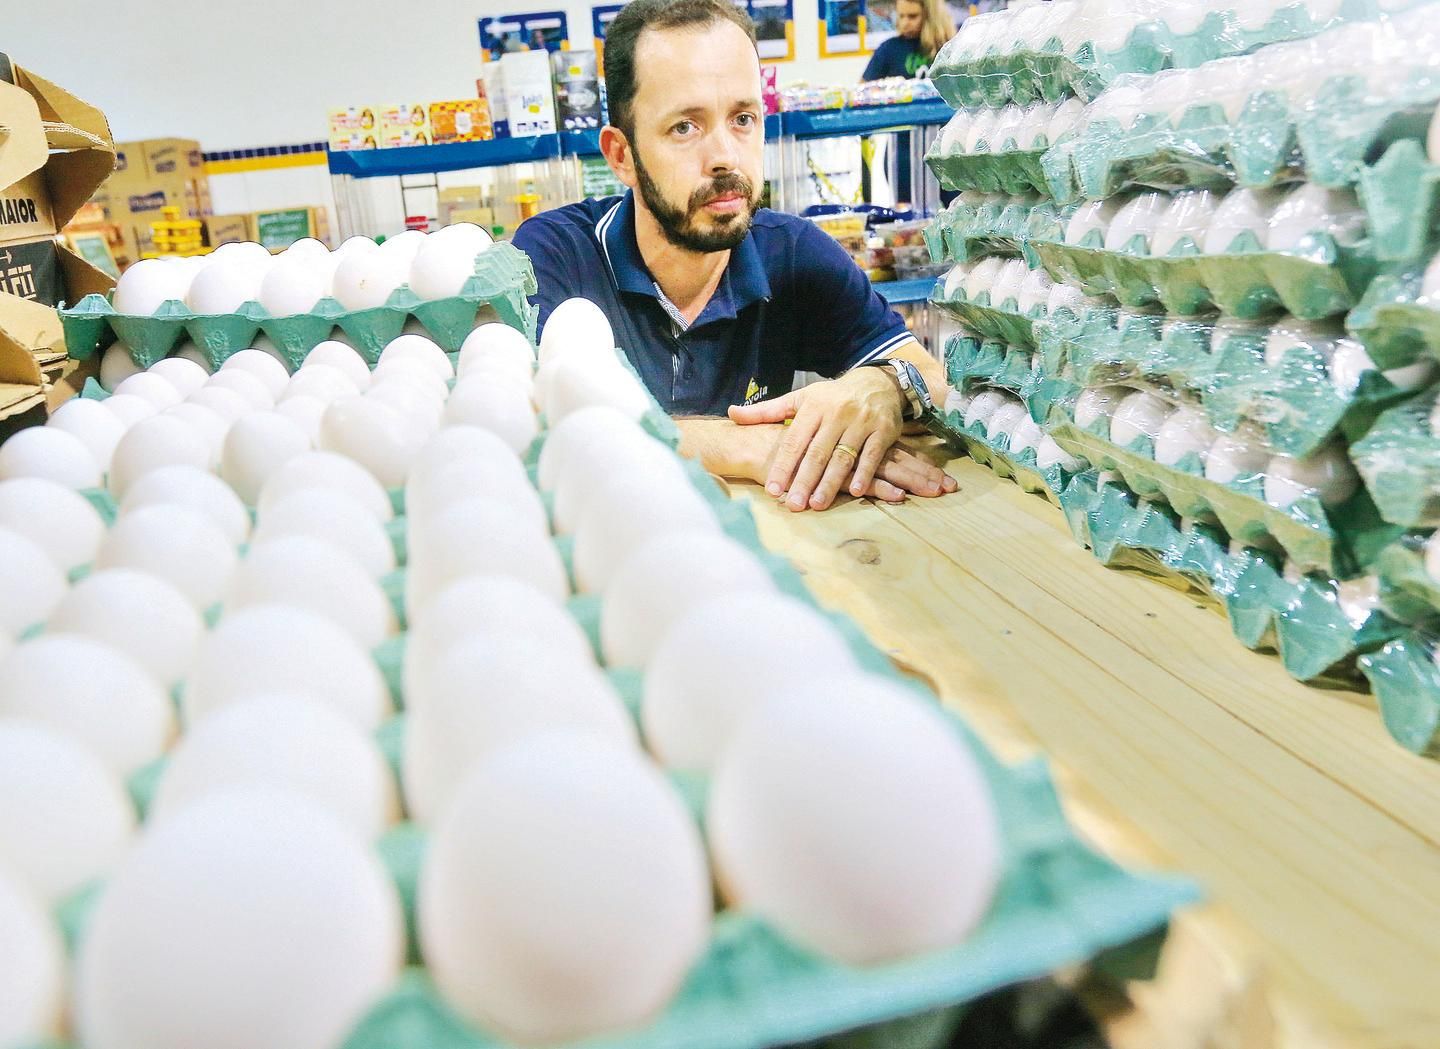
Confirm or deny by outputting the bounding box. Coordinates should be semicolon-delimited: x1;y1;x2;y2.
594;199;623;284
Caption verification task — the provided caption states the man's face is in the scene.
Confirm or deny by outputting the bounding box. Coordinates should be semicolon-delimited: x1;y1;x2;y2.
625;20;765;254
896;0;924;39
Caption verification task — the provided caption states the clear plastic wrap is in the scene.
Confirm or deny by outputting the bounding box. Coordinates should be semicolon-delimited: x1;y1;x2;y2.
928;0;1417;110
932;258;1063;349
1347;253;1440;368
1030;182;1376;318
926;101;1086;195
1359;628;1440;755
924;193;1071;266
1349;386;1440;527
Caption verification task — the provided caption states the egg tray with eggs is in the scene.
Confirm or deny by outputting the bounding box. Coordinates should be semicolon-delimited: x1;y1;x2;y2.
1359;630;1440;755
925;102;1085;198
924;193;1071;269
1030;184;1378;320
1047;383;1400;576
1355;138;1440;264
1346;254;1440;370
1058;469;1399;684
933;258;1092;351
1041;10;1440;204
945;332;1046;404
58;240;538;370
1367;531;1440;628
928;0;1373;113
0;339;1198;1049
935;383;1090;503
1349;388;1440;528
1048;308;1432;459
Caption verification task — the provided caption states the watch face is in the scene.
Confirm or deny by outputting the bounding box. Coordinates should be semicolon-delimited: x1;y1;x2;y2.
901;360;933;410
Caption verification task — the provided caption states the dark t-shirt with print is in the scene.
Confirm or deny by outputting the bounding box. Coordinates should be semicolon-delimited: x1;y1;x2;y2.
862;36;927;80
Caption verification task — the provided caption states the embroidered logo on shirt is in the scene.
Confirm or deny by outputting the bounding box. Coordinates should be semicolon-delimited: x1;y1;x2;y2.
743;378;768;406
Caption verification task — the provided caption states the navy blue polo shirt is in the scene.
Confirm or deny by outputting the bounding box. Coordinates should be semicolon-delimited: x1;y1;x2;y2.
511;192;912;416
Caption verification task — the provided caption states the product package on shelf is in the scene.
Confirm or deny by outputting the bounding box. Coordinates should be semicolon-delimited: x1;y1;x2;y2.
937;379;1087;502
0;299;1198;1049
926;101;1086;196
1350;387;1440;527
931;257;1081;349
925;193;1073;266
1362;532;1440;751
1347;253;1440;368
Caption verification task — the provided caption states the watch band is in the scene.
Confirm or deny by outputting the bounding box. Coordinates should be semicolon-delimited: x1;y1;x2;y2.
865;358;931;421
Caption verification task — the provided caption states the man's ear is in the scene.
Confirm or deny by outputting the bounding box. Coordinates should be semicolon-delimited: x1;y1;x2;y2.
600;125;639;191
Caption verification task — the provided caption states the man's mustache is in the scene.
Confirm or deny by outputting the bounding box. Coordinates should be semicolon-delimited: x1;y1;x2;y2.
688;173;756;212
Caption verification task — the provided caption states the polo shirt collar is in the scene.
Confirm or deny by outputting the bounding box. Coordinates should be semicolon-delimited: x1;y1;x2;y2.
597;191;772;323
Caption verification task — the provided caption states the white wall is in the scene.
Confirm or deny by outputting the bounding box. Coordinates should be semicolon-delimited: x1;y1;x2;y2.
11;0;870;150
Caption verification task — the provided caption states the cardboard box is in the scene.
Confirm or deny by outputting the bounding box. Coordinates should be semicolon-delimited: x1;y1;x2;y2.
428;99;493;144
137;137;202;180
327;106;377;152
500;51;556;138
312;205;331;247
378;103;431;148
203;213;248;247
0;55;116;412
551;51;601;131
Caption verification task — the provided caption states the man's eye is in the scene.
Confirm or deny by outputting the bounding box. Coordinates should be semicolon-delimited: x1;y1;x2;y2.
735;113;756;128
673;120;695;135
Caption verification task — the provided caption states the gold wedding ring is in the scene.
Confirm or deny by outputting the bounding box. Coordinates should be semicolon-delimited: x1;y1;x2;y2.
834;443;859;461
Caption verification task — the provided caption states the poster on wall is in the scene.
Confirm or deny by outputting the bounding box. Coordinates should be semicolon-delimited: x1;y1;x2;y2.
818;0;862;56
590;2;625;68
750;0;795;61
863;0;897;49
479;10;570;61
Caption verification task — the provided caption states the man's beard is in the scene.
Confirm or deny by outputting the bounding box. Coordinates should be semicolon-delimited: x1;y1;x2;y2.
633;146;760;254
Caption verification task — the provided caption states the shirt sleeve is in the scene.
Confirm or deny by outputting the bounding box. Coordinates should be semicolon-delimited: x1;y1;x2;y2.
510;212;579;341
792;219;913;377
861;45;885;81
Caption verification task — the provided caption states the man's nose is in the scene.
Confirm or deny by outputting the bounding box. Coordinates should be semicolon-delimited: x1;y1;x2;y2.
705;127;739;175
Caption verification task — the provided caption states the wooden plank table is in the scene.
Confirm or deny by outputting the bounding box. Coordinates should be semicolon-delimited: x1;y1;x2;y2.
732;455;1440;1049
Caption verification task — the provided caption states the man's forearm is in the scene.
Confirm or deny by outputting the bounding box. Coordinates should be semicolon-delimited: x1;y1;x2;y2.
891;338;947;399
674;417;783;482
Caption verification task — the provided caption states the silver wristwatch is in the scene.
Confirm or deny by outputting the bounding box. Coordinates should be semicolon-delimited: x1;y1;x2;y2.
867;358;932;421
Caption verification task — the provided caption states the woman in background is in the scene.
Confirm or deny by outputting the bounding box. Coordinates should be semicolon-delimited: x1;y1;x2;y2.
860;0;959;210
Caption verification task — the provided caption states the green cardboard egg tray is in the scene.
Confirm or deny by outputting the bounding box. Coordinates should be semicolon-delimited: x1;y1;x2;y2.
925;141;1053;198
931;283;1046;351
1029;227;1377;320
1356;139;1440;264
944;332;1043;402
924;195;1068;268
1359;631;1440;757
1345;262;1440;369
56;243;539;371
1349;388;1440;528
21;385;1197;1049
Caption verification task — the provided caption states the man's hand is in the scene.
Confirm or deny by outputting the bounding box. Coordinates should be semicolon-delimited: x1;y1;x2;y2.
728;368;954;511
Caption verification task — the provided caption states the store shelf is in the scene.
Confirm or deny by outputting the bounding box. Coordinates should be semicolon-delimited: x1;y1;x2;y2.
872;277;938;305
327;135;563;178
737;454;1440;1049
777;99;954;140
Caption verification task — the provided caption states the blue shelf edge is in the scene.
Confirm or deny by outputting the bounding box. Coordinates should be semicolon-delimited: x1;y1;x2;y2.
779;99;954;140
872;277;939;305
329;135;563;178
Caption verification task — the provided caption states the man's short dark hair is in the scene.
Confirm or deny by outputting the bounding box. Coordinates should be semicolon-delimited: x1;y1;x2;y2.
604;0;758;140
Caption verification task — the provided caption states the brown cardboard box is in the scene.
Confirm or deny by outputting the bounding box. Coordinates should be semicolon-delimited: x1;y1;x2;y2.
137;138;202;181
204;214;248;247
0;55;116;415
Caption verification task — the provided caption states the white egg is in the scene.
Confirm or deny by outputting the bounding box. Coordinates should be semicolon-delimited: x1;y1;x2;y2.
0;526;66;634
49;568;202;686
1154;406;1219;466
1092;84;1148;130
0;866;64;1047
1204;432;1271;484
371;359;450;405
184;257;263;314
274;394;328;442
227;535;394;648
280;363;361;405
1104;192;1168;253
962;388;1011;431
106;414;211;499
1064;196;1126;245
303;341;372;390
1151;190;1222;256
1266;184;1366;251
1263;318;1341;368
1036;435;1085;472
1423;532;1440;583
366;379;445;435
205;369;276;413
110;372;183;412
183;604;388;730
317;396;424;489
985;400;1029;445
377;333;455;381
1044;97;1086;144
419;733;709;1045
942;261;974;300
989;260;1030;306
183;385;253;424
334;235;381;259
408;235;487;302
47;398;127;469
257;257;330;317
0;425;102;490
404;635;635;824
708;674;1001;965
549;355;653;423
112;257;192;315
540;297;617;368
405;497;566;613
253;488;396;579
1263;445;1359;509
1015;267;1054;313
99;342;145;391
219;410;312;505
120;464;250;545
602;530;774;669
0;631;172;779
282;237;333;263
1010;416;1046;456
430;221;494;254
1109;390;1174;446
537;405;650;491
573;473;720;594
220;348;291;399
1046;283;1088;316
404;575;594;701
74;787;402;1049
172;341;215;374
1203;187;1286;254
962;107;1001;153
444;381;539;453
939;111;971;152
643;590;856;773
0;477;104;572
962;256;1006;301
146;356;210;398
106;394;161;431
553;434;686;535
97;502;234;609
1073;385;1131;429
257;450;393;523
211;240;274;270
330;251;409;312
1335;575;1380;624
377;229;427;265
153;694;396;841
406;423;528;482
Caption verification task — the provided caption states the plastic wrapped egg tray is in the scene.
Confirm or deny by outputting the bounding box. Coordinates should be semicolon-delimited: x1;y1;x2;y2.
1359;630;1440;756
932;258;1097;350
58;242;538;370
1046;384;1400;576
1043;308;1431;458
945;333;1044;401
1030;185;1378;319
5;411;1196;1049
1041;8;1440;202
1346;258;1440;369
927;0;1389;111
925;102;1081;197
1056;470;1399;684
1350;389;1440;527
1356;140;1440;263
923;194;1070;268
